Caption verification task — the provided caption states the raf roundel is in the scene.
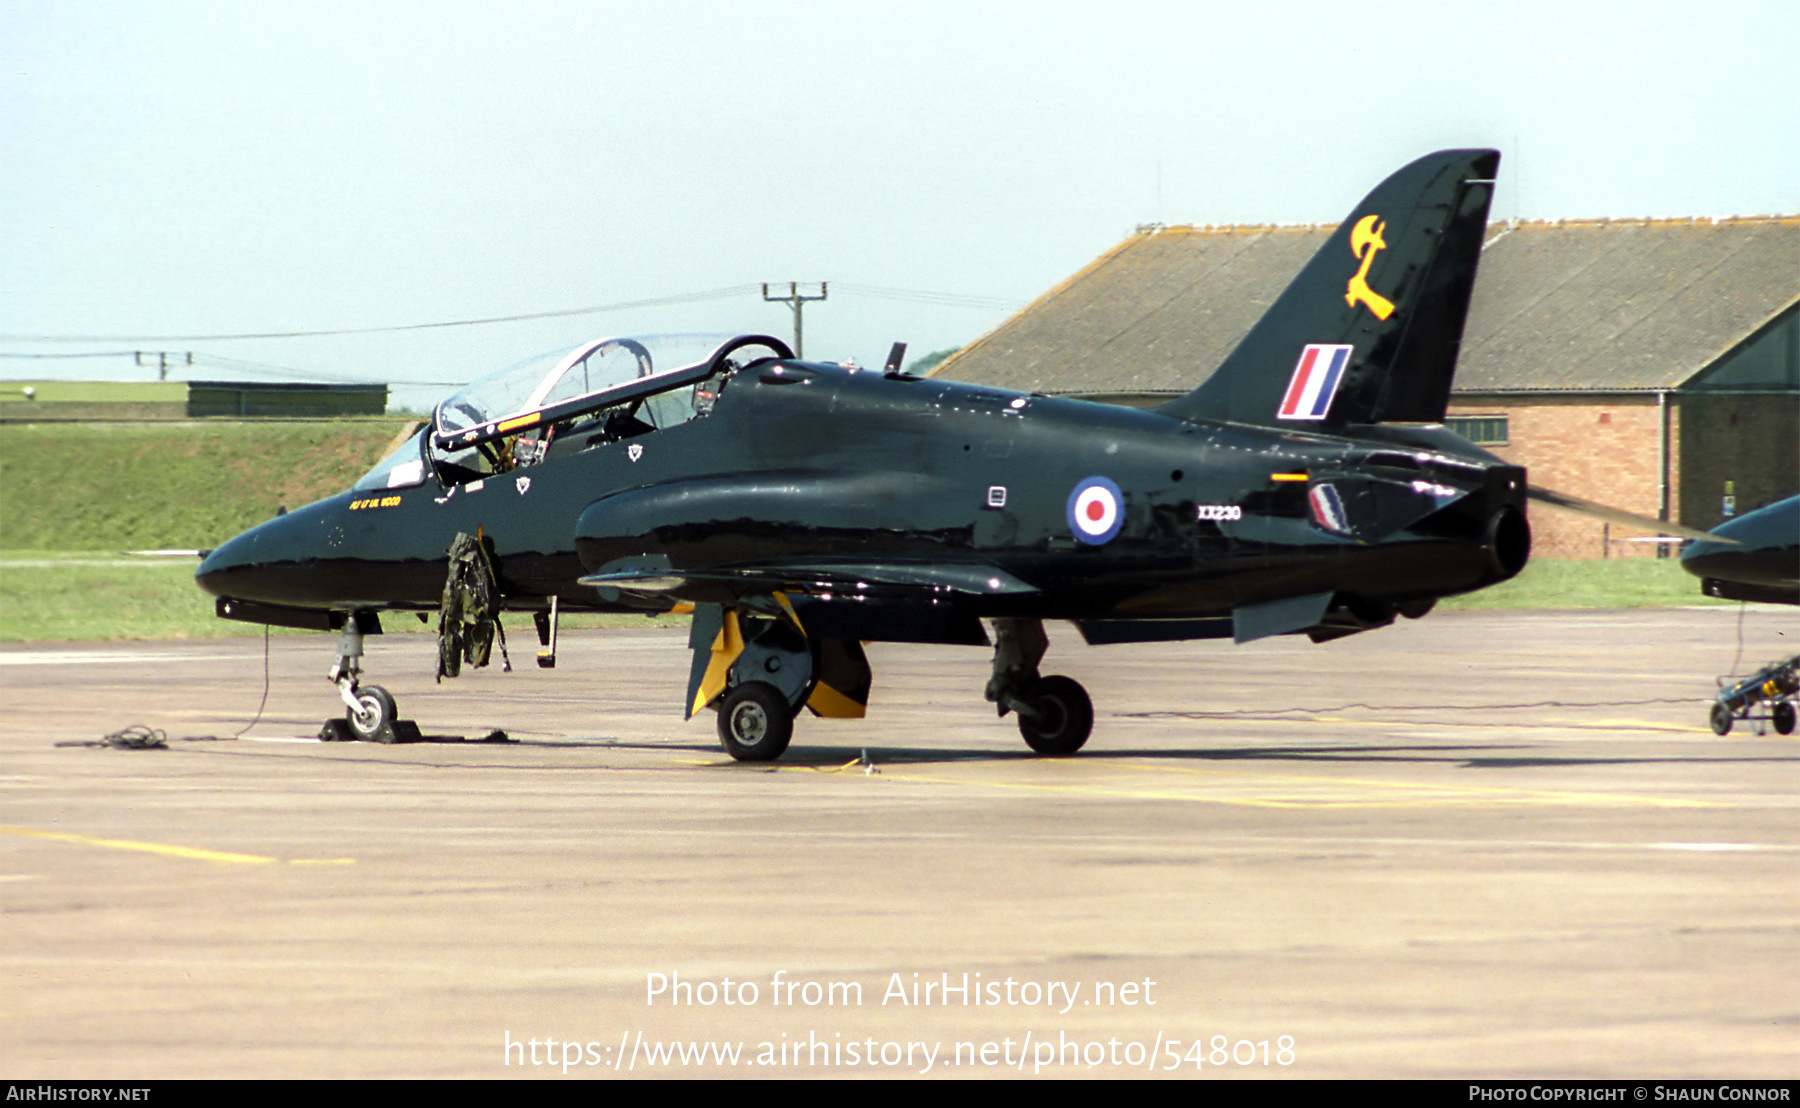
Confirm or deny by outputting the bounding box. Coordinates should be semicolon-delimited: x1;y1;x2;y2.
1066;476;1125;545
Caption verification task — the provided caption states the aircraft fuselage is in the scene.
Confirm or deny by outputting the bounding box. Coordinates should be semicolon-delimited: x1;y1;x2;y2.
197;360;1527;641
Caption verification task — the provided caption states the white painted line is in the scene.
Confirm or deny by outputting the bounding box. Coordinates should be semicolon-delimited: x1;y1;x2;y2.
0;651;243;666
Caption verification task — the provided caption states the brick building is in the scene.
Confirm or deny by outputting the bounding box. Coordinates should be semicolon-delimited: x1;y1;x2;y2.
932;217;1799;558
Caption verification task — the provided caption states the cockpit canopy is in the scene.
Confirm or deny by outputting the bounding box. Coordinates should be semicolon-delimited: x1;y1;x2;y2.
354;333;791;493
431;333;791;451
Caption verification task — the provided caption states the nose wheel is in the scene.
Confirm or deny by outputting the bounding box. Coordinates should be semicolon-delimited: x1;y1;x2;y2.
323;617;416;743
346;685;399;742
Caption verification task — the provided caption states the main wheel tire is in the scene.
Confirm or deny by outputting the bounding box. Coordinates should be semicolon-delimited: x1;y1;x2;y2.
1773;701;1796;736
1710;701;1733;736
348;685;398;742
1016;675;1093;755
717;681;794;762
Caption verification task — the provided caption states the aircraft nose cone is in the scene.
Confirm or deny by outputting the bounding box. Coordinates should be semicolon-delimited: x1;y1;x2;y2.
196;533;242;596
195;502;337;605
195;524;272;599
1678;537;1732;577
1679;496;1800;587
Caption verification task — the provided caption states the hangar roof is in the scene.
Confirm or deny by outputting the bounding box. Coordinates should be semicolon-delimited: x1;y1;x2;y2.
931;216;1800;399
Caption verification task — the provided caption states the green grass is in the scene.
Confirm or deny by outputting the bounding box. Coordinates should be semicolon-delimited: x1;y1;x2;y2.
0;419;396;641
0;420;408;551
0;553;687;642
1436;556;1727;609
0;381;188;404
0;554;227;641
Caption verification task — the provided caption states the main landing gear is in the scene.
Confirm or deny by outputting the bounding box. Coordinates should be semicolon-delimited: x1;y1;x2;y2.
693;607;1095;761
717;681;794;762
986;618;1093;755
691;605;837;764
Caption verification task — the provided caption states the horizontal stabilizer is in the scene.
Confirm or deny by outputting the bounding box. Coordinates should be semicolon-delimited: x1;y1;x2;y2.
1528;486;1725;544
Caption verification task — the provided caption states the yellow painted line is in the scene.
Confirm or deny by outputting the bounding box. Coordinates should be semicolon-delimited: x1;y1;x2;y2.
1;826;355;866
675;742;1717;810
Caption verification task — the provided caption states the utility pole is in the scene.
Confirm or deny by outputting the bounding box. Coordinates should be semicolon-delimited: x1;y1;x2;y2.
134;351;193;381
761;282;827;359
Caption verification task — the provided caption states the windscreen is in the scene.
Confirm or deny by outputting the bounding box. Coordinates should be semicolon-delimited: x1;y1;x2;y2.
351;428;428;491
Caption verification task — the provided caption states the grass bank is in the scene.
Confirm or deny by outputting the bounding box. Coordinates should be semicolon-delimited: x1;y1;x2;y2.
0;420;407;551
0;553;684;642
1435;556;1727;610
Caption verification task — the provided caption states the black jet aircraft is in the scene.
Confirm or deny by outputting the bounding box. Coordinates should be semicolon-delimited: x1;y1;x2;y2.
195;148;1697;760
1680;495;1797;736
1681;495;1799;607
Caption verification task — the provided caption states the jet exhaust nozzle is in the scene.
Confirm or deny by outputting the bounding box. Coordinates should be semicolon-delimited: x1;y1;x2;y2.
1484;504;1531;582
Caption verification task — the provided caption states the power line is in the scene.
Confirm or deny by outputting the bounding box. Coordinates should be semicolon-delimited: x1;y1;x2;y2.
832;283;1020;310
0;350;144;359
761;282;827;358
0;349;462;388
0;281;1021;348
0;285;763;343
187;352;459;387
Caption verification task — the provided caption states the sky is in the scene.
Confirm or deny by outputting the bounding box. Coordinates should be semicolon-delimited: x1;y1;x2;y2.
3;0;1797;410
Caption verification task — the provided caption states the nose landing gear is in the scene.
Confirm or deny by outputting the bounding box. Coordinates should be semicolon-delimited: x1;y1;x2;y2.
344;683;399;742
321;616;419;743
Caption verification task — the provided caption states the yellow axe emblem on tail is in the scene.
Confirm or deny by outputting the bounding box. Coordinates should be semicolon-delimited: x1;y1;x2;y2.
1345;214;1396;320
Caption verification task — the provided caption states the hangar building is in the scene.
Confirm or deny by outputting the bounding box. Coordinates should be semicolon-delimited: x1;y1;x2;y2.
931;217;1799;558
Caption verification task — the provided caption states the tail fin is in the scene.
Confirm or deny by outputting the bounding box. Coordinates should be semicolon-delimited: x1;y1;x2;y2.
1157;149;1499;428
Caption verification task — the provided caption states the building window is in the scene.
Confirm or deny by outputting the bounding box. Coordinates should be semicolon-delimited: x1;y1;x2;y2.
1446;415;1509;445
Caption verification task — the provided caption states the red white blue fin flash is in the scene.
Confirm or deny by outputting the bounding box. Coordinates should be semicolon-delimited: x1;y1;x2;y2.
1278;344;1353;421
